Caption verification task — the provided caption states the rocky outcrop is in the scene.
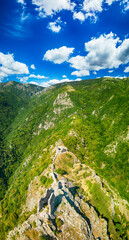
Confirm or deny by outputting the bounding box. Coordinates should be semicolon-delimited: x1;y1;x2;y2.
43;115;55;130
7;177;109;240
7;145;110;240
53;92;73;114
38;188;53;212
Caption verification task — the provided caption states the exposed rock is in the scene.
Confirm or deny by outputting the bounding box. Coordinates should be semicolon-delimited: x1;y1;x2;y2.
22;155;32;168
7;176;110;240
68;129;78;137
43;120;55;130
23;176;45;212
38;188;53;212
53;92;73;114
66;85;75;92
7;145;110;240
104;141;118;157
93;173;102;186
53;92;73;106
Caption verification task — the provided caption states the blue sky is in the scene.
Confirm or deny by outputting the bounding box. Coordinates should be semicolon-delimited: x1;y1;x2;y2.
0;0;129;87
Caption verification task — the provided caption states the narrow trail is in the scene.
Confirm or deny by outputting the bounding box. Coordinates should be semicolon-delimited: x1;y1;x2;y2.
51;146;68;183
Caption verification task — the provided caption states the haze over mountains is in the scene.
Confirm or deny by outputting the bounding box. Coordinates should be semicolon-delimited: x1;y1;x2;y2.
0;78;129;240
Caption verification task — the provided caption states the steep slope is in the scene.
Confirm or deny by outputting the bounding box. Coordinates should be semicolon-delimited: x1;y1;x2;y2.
0;81;43;135
0;81;43;200
7;146;109;240
0;78;129;240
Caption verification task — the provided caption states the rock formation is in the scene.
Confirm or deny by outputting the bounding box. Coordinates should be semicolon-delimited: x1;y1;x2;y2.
7;146;110;240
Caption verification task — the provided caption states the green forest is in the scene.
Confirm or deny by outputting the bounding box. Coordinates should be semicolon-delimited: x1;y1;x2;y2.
0;78;129;240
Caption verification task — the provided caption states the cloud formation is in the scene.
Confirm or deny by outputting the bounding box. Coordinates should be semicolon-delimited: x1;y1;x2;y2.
124;66;129;72
75;0;129;22
47;17;62;33
22;0;129;23
17;0;26;5
73;11;85;22
0;52;29;80
122;0;129;11
83;0;103;14
19;76;29;82
29;81;39;85
40;77;80;87
71;70;90;77
30;64;36;70
43;46;74;64
69;32;129;74
29;74;47;79
32;0;75;17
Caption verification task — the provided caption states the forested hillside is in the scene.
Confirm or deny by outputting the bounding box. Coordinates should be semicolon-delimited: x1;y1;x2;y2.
0;81;43;200
0;78;129;240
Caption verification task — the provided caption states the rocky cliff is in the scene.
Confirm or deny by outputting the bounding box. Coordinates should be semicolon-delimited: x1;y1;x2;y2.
7;146;110;240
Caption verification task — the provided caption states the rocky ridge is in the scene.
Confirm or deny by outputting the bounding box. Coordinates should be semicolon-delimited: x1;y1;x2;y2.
7;146;110;240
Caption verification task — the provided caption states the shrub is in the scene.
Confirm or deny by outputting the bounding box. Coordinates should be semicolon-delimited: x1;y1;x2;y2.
40;176;53;188
55;218;63;228
56;168;67;175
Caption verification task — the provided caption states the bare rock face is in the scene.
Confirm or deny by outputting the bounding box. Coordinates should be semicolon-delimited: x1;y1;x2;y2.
53;92;73;114
38;188;53;212
7;145;110;240
7;177;109;240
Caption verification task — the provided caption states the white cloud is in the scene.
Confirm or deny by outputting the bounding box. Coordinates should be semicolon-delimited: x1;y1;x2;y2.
43;46;74;64
122;0;129;11
69;32;129;73
40;78;76;87
85;12;98;22
73;11;85;22
17;0;26;5
29;74;47;79
29;81;39;85
124;66;129;72
21;12;30;22
108;69;114;73
0;72;8;80
32;0;75;17
31;0;129;23
19;76;29;82
93;71;97;74
0;52;29;80
30;64;36;70
83;0;103;13
48;17;62;33
82;0;104;20
71;70;90;77
62;75;67;78
75;0;129;22
105;0;119;6
117;38;129;63
48;22;61;33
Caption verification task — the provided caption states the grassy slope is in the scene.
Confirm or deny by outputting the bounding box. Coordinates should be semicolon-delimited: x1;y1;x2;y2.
0;78;129;239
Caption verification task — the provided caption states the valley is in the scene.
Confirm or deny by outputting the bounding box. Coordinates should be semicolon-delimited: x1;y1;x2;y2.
0;78;129;240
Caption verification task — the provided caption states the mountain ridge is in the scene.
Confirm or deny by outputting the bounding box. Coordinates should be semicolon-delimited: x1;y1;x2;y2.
0;78;129;240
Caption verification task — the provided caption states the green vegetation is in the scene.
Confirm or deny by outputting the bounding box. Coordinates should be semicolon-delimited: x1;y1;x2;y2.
56;168;67;175
90;182;111;218
40;176;53;187
0;78;129;239
55;218;64;229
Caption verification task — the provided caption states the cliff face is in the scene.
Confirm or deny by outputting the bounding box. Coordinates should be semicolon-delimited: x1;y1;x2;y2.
7;171;109;240
7;184;109;240
6;146;111;240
